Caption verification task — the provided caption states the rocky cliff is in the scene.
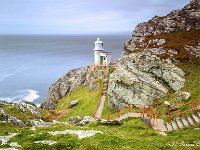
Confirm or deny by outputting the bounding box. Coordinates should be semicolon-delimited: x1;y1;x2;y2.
107;0;200;110
41;66;98;110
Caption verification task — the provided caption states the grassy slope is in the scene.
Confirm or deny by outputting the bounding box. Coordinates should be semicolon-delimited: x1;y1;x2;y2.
1;118;200;149
52;84;101;121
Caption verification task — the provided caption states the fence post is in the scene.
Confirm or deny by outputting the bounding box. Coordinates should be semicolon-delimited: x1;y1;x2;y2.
107;113;110;121
168;111;171;123
128;104;131;113
117;109;120;117
143;105;146;117
154;111;158;127
193;100;197;113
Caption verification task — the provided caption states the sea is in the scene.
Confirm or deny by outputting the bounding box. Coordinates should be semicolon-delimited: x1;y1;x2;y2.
0;34;130;106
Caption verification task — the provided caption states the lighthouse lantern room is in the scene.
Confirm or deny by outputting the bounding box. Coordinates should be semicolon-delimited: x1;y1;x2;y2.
93;37;111;66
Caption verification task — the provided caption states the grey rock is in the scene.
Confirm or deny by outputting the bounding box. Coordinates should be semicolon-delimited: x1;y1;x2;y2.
98;119;123;125
34;140;56;145
0;133;18;145
164;101;171;107
107;52;185;110
20;101;41;117
177;92;191;102
0;109;25;127
9;142;21;148
0;101;11;107
30;119;53;127
49;129;103;139
69;116;96;126
125;0;200;52
14;104;26;113
41;66;97;110
68;100;79;109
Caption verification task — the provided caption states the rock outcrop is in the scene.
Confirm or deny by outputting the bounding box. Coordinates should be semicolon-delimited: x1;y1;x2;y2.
1;109;25;126
0;100;43;126
107;0;200;110
69;116;97;126
41;66;97;110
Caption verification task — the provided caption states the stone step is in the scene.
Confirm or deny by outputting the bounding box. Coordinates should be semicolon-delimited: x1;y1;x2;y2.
171;121;179;130
166;122;173;131
197;112;200;118
187;116;195;125
153;119;167;131
181;117;190;127
192;114;200;123
176;117;184;129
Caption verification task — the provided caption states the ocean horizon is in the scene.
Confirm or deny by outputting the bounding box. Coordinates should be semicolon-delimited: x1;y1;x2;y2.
0;34;130;105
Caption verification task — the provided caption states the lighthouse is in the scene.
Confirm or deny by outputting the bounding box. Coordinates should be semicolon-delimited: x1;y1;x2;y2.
93;37;111;66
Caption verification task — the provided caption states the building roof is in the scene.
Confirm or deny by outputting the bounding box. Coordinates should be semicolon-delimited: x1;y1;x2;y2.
94;37;103;44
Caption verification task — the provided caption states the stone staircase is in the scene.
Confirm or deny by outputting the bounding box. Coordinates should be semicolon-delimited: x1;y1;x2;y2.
102;78;108;96
165;112;200;131
109;111;200;132
141;112;200;131
94;66;109;119
112;112;141;121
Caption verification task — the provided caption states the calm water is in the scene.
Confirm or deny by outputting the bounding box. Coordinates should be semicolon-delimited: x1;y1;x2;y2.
0;34;130;105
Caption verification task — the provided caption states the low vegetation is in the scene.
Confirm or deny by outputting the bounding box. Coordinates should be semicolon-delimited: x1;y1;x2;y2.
53;84;101;121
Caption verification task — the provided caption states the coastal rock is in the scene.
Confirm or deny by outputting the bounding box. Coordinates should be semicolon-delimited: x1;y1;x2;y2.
49;129;103;139
68;100;79;109
107;52;185;110
34;140;56;145
41;66;97;110
107;0;200;110
69;116;96;126
9;142;21;148
0;133;18;145
0;109;25;127
30;119;53;127
98;119;123;125
131;0;200;48
177;92;191;102
164;101;178;111
19;101;41;117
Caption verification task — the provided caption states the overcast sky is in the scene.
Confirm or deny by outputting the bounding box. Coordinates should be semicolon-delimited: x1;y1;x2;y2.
0;0;190;34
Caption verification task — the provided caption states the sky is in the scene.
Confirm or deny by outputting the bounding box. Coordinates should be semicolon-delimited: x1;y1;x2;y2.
0;0;190;34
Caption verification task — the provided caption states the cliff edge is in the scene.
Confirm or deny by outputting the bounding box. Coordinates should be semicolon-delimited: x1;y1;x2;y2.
107;0;200;110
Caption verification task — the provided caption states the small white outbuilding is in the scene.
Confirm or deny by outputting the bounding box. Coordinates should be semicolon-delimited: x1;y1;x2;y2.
93;37;111;66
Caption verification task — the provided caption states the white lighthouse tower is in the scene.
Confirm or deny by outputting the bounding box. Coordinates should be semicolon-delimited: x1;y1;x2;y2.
93;37;104;65
93;37;111;66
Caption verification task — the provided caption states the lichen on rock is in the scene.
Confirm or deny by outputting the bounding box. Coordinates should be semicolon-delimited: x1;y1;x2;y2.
107;0;200;110
107;51;185;110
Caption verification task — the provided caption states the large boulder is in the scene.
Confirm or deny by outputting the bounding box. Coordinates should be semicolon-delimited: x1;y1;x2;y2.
107;51;185;110
68;100;79;109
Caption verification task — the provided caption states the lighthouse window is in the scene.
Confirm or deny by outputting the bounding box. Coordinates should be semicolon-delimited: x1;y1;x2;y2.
104;57;106;60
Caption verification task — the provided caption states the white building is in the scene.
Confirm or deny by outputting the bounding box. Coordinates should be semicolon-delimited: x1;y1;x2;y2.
93;37;111;66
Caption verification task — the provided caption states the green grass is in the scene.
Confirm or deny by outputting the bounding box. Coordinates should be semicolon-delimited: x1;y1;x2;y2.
1;118;200;150
54;84;101;121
